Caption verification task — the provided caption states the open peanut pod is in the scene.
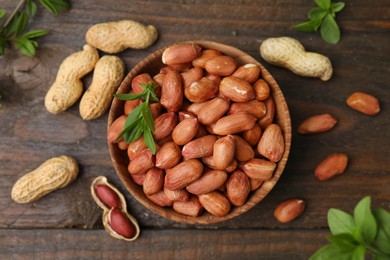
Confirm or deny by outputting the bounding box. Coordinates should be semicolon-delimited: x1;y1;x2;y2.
108;41;291;224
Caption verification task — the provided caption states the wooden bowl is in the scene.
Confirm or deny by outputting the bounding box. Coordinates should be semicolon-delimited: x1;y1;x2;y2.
108;41;291;224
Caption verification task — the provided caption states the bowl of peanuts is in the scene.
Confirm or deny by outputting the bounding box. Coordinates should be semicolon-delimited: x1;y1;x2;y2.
107;41;291;224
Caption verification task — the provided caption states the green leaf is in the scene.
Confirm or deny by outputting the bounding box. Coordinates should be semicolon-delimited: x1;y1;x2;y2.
328;208;356;235
353;197;377;244
373;208;390;254
49;0;71;12
4;12;20;37
0;9;6;20
332;2;345;13
26;0;38;17
14;37;36;57
141;104;155;131
308;7;328;20
351;245;366;260
114;93;144;101
314;0;331;10
23;29;49;39
328;233;359;252
15;12;30;37
143;127;156;154
310;243;353;260
39;0;58;14
320;14;341;44
293;19;322;32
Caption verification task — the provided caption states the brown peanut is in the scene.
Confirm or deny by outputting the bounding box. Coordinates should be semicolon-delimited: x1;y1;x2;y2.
198;191;231;217
155;141;181;169
226;170;251;206
257;124;285;162
228;100;266;119
172;118;199;145
185;77;218;103
173;197;203;217
197;97;230;125
242;124;262;146
163;187;190;202
164;159;204;190
274;199;306;223
128;149;154;175
241;158;276;180
258;97;275;129
346;92;380;116
315;153;348;181
232;63;261;83
219;76;255;102
153;112;178;140
213;113;257;135
143;168;164;196
297;114;337;134
182;135;217;160
107;208;137;239
95;184;122;209
161;70;184;112
162;43;202;65
205;55;237;76
234;135;255;162
213;135;235;170
192;49;222;68
186;170;228;195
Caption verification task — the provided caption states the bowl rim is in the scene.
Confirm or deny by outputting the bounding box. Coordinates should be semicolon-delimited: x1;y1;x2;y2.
108;40;292;224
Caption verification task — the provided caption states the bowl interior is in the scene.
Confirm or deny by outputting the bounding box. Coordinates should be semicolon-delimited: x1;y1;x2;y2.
108;40;291;224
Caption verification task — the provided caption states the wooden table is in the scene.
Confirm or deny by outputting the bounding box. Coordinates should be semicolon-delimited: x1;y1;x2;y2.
1;0;389;259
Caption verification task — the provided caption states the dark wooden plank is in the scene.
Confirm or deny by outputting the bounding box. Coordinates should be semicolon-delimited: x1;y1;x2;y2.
0;0;389;231
0;229;329;259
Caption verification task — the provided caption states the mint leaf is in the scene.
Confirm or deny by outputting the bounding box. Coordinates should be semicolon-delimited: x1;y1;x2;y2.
351;245;366;260
14;37;36;57
39;0;58;14
353;197;377;244
143;127;156;154
373;208;390;255
50;0;71;12
0;9;6;20
310;243;354;260
23;29;49;39
328;233;359;252
26;0;38;17
15;12;30;37
308;7;328;20
320;14;341;44
332;2;345;12
328;208;356;235
352;247;366;260
114;93;144;101
293;19;322;32
141;104;155;131
315;0;331;10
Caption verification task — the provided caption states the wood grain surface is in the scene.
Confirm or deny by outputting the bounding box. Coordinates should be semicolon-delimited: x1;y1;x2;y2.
0;0;389;259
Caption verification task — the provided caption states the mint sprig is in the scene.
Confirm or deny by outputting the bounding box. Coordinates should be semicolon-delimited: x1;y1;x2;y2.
293;0;345;44
310;197;390;259
114;82;159;154
0;0;70;57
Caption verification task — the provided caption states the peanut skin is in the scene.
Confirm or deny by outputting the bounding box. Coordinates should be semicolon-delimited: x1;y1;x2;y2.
79;55;125;120
11;156;79;204
86;20;158;53
260;37;333;81
45;44;99;114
